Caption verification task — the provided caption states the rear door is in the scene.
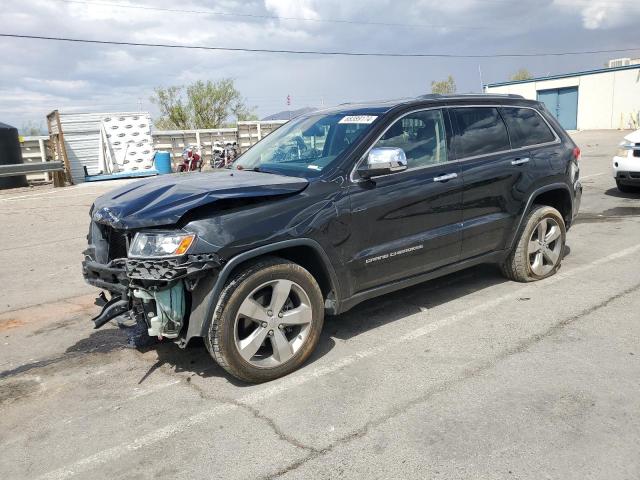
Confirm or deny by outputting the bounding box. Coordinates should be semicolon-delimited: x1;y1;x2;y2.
346;108;463;293
451;106;529;259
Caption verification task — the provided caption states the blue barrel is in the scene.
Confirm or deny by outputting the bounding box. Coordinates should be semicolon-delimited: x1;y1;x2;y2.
154;151;172;174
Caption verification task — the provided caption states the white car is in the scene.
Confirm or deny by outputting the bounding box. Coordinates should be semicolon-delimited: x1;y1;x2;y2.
613;129;640;192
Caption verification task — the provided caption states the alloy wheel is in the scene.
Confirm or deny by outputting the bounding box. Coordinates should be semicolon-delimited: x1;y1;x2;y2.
527;217;563;276
233;279;313;368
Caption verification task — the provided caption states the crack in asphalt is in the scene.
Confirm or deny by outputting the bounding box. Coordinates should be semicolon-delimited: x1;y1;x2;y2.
182;377;321;454
260;281;640;479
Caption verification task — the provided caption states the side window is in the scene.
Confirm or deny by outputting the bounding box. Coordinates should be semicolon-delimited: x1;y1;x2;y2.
452;107;510;157
500;107;556;148
373;110;448;169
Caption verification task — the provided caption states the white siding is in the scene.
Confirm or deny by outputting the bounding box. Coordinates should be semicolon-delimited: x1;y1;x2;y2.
57;112;143;183
486;67;640;130
577;72;615;130
611;68;640;129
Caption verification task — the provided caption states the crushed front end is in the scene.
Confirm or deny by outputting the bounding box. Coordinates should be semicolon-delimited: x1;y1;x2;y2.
82;220;221;346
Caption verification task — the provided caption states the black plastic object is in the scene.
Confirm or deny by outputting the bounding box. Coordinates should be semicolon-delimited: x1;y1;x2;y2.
92;295;129;329
0;122;28;189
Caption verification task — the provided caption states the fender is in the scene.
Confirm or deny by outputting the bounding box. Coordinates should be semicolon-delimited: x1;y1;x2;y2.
183;238;341;344
505;182;573;250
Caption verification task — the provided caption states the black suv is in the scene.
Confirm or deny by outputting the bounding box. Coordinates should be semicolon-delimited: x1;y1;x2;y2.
83;94;582;382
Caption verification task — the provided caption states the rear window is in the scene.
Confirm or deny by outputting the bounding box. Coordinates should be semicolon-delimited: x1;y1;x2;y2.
452;107;510;157
500;107;556;148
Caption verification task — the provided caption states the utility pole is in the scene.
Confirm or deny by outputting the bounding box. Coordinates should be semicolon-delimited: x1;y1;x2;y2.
287;94;291;120
478;65;484;93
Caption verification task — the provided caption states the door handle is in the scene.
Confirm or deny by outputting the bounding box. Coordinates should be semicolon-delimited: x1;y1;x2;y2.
433;173;458;182
511;157;530;166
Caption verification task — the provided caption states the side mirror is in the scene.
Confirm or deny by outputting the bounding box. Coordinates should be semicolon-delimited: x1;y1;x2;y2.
357;147;407;179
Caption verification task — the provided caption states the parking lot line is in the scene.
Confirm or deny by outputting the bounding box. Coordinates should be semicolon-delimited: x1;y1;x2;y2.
36;242;640;480
580;172;607;180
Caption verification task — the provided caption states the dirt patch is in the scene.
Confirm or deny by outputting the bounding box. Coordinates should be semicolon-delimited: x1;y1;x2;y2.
1;329;129;380
29;318;78;337
0;377;42;405
601;206;640;217
0;318;26;332
0;294;96;330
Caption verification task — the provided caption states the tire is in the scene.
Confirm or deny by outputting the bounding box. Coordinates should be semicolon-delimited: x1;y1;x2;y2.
205;257;324;383
616;180;635;193
501;205;566;282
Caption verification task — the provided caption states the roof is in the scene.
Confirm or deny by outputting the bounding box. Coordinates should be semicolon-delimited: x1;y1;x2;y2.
313;93;528;115
0;122;17;130
486;63;640;88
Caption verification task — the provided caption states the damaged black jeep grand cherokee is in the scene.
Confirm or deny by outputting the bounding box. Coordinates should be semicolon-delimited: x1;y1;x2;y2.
83;94;582;383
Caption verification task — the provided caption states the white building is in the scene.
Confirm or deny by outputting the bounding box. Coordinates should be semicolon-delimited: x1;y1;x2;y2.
485;63;640;131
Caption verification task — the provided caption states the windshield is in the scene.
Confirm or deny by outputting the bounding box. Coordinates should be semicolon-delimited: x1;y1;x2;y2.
233;113;378;177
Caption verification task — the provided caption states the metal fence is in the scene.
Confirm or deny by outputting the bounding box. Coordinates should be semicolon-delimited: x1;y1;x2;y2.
19;120;287;181
152;128;238;166
20;136;52;181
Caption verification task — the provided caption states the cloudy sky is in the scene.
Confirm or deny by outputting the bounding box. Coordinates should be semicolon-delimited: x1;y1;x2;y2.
1;0;640;130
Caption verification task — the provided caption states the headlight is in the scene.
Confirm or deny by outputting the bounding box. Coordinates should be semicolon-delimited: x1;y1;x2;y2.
129;232;196;258
616;141;632;158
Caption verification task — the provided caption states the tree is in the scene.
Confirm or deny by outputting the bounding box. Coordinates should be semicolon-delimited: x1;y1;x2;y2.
151;79;255;129
19;120;44;136
431;75;456;94
510;68;533;81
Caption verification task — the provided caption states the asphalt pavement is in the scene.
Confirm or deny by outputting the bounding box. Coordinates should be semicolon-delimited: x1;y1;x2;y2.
0;130;639;480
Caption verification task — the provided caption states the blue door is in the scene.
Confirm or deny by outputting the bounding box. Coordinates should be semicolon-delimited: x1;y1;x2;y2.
537;87;578;130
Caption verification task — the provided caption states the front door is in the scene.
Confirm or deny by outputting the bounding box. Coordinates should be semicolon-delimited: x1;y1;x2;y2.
345;109;463;293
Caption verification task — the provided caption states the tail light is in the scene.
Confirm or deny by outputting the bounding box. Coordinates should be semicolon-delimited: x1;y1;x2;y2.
570;146;580;182
572;146;581;162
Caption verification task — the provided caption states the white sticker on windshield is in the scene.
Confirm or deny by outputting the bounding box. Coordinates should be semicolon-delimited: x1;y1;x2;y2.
307;164;321;170
339;115;378;124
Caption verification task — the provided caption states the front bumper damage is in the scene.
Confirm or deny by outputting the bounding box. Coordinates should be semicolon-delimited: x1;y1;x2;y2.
83;246;222;341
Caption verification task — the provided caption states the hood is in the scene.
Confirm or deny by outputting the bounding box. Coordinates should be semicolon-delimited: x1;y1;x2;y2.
92;170;309;229
624;129;640;143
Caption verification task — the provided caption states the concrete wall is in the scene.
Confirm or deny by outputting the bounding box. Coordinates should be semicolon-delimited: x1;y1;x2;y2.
487;67;640;130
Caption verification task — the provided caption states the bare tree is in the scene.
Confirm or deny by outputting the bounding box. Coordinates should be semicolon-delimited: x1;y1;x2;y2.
151;79;256;129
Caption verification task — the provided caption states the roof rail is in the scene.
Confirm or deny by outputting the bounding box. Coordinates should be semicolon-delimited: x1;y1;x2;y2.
417;93;524;100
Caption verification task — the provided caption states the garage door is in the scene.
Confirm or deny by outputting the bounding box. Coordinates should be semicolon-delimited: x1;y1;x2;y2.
537;87;578;131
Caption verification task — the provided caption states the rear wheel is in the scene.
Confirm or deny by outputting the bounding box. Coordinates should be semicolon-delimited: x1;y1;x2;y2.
501;205;566;282
205;258;324;383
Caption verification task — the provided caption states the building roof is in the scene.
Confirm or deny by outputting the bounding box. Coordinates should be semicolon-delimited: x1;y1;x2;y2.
486;63;640;88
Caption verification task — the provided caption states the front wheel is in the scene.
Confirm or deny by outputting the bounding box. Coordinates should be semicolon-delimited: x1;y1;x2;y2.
501;205;566;282
616;180;636;193
205;258;324;383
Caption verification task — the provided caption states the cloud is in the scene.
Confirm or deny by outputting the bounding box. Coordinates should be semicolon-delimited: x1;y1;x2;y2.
264;0;320;20
0;0;639;128
553;0;640;29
